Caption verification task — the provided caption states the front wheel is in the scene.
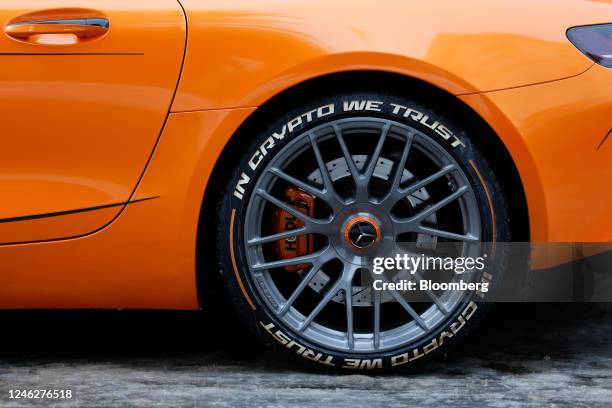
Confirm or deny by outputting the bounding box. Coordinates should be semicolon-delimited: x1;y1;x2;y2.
216;91;512;371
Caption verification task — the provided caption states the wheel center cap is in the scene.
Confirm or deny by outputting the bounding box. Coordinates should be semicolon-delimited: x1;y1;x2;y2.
343;215;381;250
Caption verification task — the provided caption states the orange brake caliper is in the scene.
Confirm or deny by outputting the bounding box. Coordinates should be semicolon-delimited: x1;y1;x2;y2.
271;187;315;272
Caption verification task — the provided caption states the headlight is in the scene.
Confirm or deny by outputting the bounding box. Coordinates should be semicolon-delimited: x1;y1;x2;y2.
567;24;612;68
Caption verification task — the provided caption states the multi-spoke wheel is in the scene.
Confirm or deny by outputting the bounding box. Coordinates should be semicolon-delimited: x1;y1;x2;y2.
217;92;512;370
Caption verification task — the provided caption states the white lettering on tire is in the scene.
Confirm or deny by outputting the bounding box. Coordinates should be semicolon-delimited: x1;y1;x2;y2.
234;100;464;199
258;301;478;370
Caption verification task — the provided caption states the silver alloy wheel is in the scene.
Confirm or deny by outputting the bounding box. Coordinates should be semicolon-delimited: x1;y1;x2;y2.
244;117;482;353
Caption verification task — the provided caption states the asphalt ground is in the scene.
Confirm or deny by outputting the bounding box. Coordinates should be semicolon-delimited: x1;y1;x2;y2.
0;303;610;407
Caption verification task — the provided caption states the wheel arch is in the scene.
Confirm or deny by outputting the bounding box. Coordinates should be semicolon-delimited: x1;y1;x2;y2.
195;70;531;305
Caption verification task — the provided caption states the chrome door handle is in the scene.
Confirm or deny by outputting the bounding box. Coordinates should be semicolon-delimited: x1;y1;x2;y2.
6;17;109;41
8;18;109;28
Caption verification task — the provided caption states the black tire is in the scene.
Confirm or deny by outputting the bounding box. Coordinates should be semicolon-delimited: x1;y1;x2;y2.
215;90;512;371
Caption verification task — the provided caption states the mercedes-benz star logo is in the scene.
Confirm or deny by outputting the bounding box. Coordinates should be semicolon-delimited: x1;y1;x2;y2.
348;221;378;249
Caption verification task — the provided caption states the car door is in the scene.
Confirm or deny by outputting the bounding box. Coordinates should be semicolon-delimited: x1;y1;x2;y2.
0;1;185;244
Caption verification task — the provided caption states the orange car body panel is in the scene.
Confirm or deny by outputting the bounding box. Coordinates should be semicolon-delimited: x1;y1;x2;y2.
0;0;610;308
0;108;255;309
172;0;600;111
460;64;612;269
0;1;186;243
461;64;612;243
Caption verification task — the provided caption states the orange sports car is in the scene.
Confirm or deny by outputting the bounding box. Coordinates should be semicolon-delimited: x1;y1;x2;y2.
1;0;611;371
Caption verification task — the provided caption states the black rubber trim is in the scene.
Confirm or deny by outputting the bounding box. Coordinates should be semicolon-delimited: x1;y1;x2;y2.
0;196;159;224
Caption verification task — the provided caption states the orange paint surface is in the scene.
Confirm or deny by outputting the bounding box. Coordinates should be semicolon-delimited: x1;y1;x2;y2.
0;0;610;307
0;1;186;243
